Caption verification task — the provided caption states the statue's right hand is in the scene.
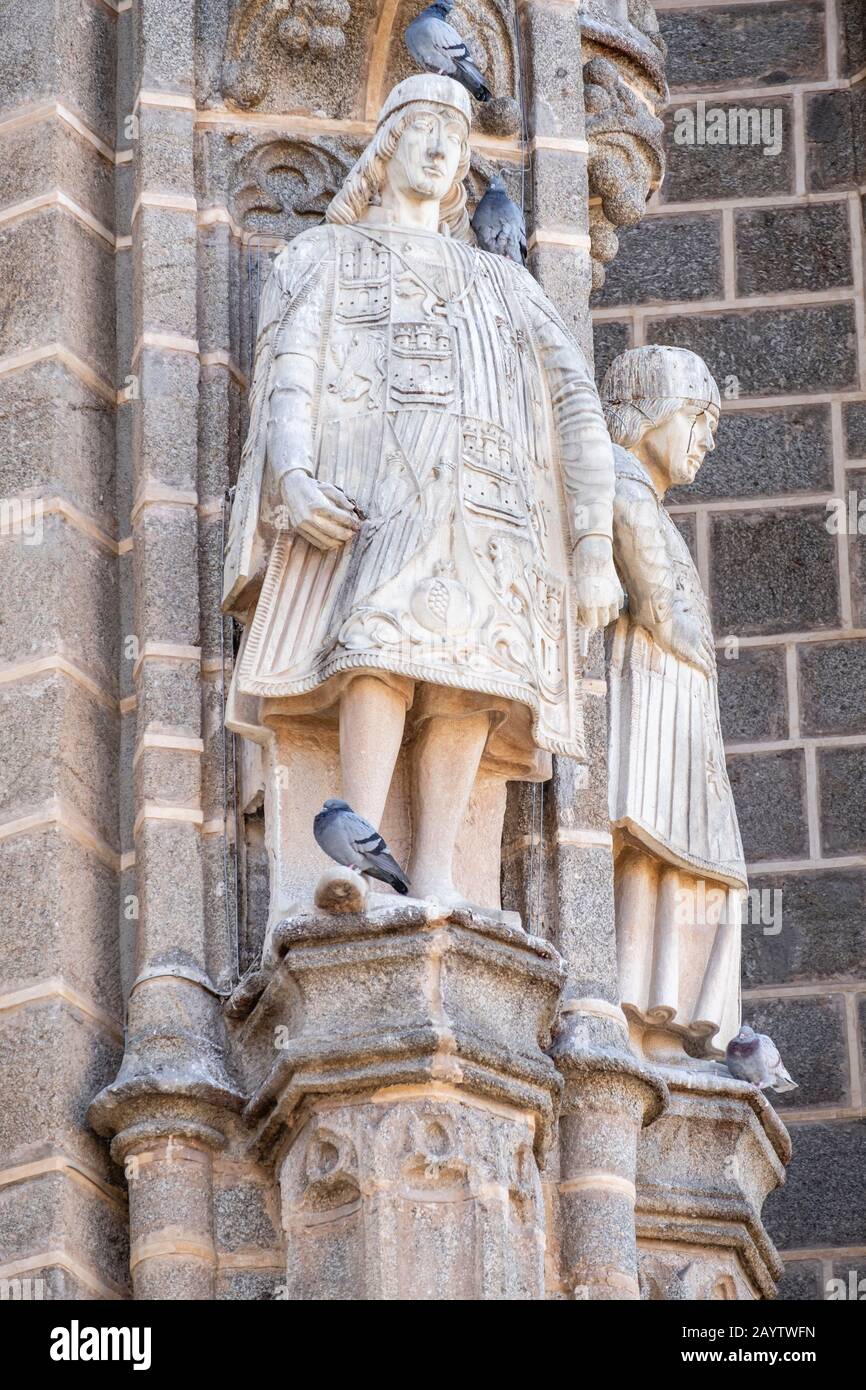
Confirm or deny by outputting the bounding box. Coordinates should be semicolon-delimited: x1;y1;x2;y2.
664;611;715;677
277;470;361;551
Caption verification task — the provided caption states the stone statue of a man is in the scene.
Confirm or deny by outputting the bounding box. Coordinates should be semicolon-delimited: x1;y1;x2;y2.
601;346;746;1058
224;74;622;913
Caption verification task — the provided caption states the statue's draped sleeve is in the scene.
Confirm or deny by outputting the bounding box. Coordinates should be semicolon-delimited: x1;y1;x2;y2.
612;474;681;633
222;229;331;614
522;290;615;548
612;467;714;656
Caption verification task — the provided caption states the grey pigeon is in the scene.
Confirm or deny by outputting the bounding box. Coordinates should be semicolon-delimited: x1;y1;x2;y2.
725;1025;798;1093
314;799;410;895
471;172;527;264
405;0;492;103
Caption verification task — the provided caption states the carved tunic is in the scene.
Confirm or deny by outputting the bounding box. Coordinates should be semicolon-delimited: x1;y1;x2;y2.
608;447;746;887
225;222;616;762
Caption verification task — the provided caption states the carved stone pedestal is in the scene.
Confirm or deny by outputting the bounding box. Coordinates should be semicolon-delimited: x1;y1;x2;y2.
635;1067;791;1300
279;1094;547;1300
229;903;565;1299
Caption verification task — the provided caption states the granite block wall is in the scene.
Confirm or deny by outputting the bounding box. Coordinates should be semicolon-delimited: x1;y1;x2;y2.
594;0;866;1299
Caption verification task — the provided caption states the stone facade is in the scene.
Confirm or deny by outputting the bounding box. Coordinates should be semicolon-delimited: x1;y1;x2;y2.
593;0;866;1300
1;0;860;1302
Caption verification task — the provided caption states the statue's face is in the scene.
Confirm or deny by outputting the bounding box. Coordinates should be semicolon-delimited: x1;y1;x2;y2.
645;402;718;487
385;106;466;206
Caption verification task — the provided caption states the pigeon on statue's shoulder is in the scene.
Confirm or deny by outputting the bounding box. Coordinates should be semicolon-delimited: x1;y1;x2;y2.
725;1025;798;1093
471;172;527;265
405;0;493;103
313;799;410;895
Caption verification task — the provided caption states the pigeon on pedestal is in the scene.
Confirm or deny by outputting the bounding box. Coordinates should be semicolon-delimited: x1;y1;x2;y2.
314;799;410;894
471;172;527;265
405;1;492;104
725;1025;798;1093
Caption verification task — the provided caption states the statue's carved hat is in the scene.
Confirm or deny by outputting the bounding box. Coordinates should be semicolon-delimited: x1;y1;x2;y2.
378;74;472;129
327;74;473;239
601;345;720;412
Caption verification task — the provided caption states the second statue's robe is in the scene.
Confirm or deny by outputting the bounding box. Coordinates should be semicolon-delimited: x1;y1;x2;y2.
224;221;616;770
608;445;746;1051
608;446;745;884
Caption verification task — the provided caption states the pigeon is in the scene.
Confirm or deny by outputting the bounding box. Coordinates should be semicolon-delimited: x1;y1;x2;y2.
725;1025;798;1093
471;172;527;264
405;0;493;104
313;799;410;894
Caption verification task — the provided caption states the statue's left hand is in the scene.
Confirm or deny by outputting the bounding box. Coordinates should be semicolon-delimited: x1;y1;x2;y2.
572;536;624;629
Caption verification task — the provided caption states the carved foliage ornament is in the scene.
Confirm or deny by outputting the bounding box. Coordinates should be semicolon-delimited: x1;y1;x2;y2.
580;1;668;291
277;0;351;55
582;0;668;95
584;55;665;290
231;137;357;237
223;0;520;132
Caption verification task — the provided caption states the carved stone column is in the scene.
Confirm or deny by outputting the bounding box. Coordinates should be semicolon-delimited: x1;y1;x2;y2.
551;1007;667;1300
87;0;243;1299
228;904;564;1300
510;0;670;1302
519;0;595;355
88;983;241;1300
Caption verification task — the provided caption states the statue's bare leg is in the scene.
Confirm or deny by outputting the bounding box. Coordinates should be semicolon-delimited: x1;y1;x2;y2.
339;675;406;832
408;712;490;906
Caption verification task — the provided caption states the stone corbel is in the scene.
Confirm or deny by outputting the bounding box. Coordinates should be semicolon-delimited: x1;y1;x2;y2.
636;1067;791;1300
585;57;665;290
581;1;668;290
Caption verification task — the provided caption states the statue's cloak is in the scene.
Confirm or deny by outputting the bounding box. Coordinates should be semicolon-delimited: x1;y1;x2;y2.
224;222;616;762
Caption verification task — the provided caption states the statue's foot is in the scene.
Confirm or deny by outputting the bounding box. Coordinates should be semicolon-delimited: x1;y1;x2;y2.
409;878;473;912
408;878;523;931
642;1027;690;1066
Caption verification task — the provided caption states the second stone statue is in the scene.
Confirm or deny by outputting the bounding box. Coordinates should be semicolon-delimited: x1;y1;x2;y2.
223;74;623;927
